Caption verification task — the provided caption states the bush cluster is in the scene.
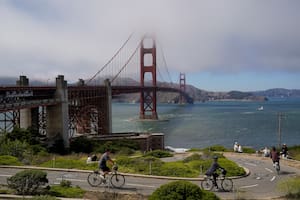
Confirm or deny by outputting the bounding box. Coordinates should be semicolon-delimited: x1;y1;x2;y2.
7;169;48;195
149;180;220;200
0;128;48;165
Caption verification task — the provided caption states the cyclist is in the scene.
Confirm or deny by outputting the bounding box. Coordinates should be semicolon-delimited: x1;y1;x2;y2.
281;143;288;159
205;155;225;189
270;146;280;168
99;149;114;178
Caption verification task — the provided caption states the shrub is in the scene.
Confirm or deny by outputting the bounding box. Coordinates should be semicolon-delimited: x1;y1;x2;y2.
0;155;22;165
0;139;30;160
144;150;173;158
60;180;71;187
7;169;48;195
277;176;300;199
149;180;220;200
48;138;68;155
70;137;93;153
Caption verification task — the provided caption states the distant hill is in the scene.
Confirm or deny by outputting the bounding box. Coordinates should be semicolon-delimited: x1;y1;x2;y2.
112;79;267;103
253;88;300;98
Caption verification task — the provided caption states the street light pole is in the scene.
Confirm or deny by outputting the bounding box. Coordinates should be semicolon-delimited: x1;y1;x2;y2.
278;112;284;149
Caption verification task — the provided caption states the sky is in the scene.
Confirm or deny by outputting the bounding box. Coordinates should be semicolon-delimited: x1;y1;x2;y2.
1;0;300;91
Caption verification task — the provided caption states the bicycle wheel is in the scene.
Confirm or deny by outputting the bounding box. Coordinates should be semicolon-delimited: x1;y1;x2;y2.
221;178;233;192
275;163;280;175
110;173;125;188
87;172;102;187
201;178;214;191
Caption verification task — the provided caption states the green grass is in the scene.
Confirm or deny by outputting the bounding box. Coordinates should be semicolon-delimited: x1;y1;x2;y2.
277;176;300;199
38;155;97;170
49;185;85;198
0;155;23;166
36;151;245;178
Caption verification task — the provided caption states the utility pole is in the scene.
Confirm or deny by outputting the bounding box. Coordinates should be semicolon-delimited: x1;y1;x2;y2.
277;112;284;149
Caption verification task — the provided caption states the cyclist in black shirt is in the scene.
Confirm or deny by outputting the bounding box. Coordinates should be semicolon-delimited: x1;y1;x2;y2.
205;156;225;189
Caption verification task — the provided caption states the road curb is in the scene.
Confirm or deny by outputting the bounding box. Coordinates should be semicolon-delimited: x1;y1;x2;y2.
0;194;84;200
0;164;250;181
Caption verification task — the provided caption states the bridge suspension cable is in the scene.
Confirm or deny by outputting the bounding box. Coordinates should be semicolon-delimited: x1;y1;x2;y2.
157;42;173;84
87;33;134;84
111;41;140;83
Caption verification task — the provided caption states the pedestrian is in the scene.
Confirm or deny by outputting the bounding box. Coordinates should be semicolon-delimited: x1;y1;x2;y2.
262;147;270;157
238;144;243;153
86;155;92;164
233;142;239;152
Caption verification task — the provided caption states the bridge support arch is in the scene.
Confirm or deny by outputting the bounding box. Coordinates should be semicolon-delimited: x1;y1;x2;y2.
140;36;158;120
46;75;69;148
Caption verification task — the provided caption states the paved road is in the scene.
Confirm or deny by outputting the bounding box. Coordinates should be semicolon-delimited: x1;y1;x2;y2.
221;153;300;199
1;154;300;199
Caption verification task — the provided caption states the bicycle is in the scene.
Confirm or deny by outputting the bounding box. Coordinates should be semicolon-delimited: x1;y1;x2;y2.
201;169;233;192
87;164;125;188
274;161;280;175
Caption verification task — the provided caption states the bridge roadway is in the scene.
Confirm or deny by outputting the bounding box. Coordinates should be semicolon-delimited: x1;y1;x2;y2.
0;85;192;112
1;153;299;199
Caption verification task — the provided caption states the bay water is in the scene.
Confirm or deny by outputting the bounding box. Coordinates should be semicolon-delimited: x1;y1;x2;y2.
112;98;300;150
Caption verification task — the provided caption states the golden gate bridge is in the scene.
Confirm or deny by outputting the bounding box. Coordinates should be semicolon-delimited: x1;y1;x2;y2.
0;34;193;148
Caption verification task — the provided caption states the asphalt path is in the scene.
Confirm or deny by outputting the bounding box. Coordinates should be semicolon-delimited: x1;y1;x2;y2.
1;153;300;200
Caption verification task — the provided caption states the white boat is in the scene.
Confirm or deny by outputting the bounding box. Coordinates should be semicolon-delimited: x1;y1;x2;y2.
257;106;264;111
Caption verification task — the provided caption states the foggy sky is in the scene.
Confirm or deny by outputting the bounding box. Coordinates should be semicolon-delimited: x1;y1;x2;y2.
1;0;300;91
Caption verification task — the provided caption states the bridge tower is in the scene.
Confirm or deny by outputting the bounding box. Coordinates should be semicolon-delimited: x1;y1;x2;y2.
140;36;158;120
179;73;186;104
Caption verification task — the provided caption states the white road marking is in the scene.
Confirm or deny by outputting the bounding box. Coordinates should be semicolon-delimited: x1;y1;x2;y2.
0;174;11;177
56;178;86;182
126;183;155;188
244;162;257;167
270;176;276;182
239;184;259;189
265;168;273;173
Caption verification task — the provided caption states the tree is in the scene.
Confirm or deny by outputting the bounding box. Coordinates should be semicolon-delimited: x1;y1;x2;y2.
149;180;220;200
7;169;49;195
